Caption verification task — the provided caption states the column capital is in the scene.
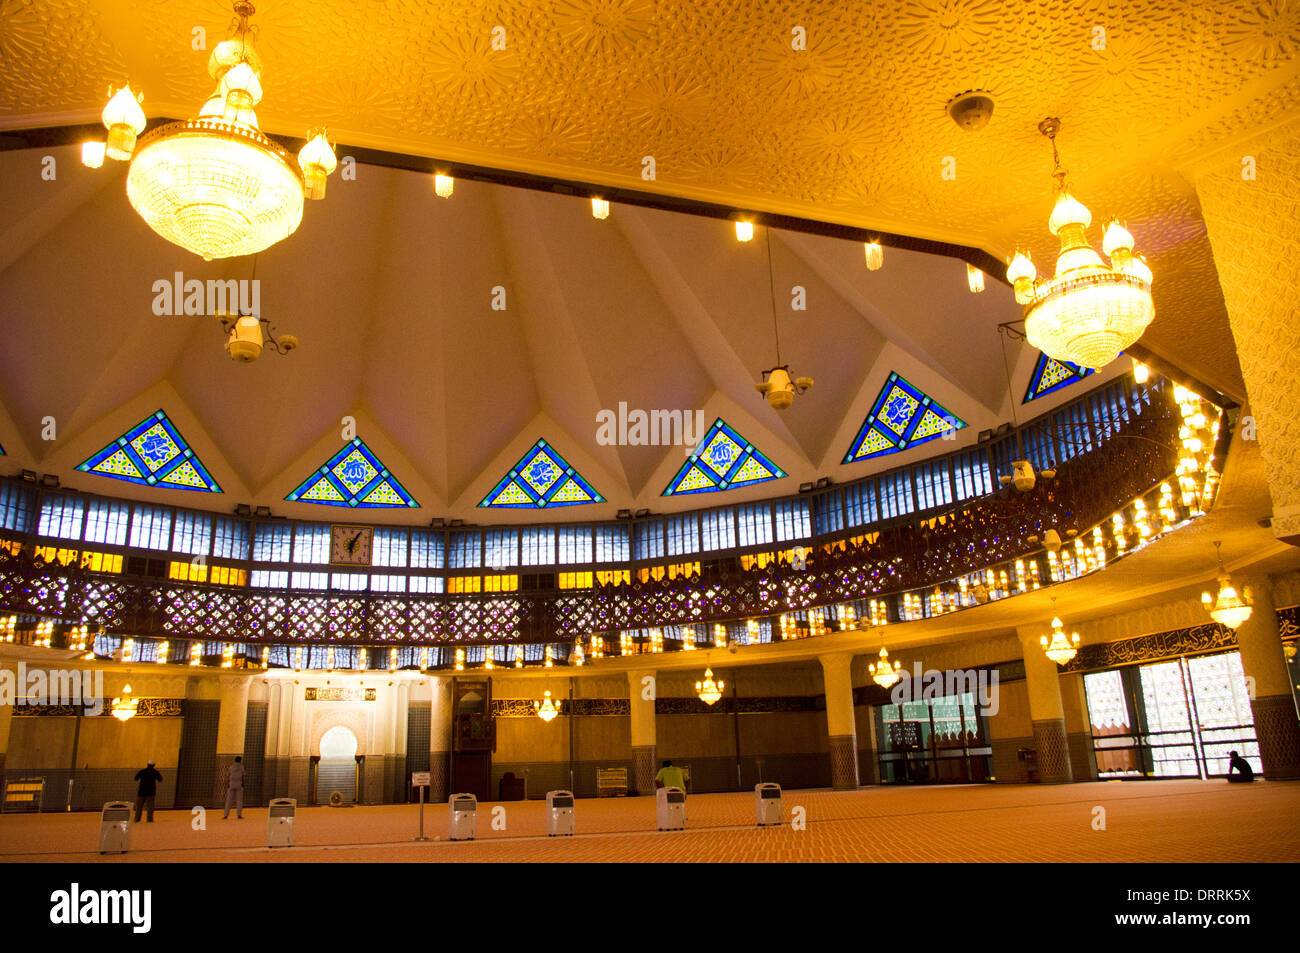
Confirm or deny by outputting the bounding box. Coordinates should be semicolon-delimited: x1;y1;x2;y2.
817;650;856;675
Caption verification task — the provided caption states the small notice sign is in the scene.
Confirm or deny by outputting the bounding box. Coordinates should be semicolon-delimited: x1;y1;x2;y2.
411;772;431;787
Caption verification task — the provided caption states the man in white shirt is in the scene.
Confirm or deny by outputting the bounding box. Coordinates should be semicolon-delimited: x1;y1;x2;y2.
223;756;246;819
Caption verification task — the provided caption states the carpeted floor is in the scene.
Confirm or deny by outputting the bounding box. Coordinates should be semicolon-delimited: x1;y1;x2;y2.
1;779;1296;863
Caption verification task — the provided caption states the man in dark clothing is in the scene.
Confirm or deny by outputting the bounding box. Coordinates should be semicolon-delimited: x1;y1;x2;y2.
133;760;163;821
1226;751;1255;783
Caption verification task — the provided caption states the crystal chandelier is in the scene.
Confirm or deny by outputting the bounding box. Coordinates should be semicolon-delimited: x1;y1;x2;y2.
535;690;560;723
695;667;724;706
1006;119;1154;370
84;2;336;260
1041;599;1080;665
869;646;901;689
112;684;139;722
1202;541;1252;629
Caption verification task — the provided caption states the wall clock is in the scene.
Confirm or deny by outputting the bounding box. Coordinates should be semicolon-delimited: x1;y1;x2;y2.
330;524;373;566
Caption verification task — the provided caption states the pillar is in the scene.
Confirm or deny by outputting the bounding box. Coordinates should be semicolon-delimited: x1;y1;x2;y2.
1234;577;1300;778
429;676;452;803
263;680;282;798
213;673;251;807
1016;627;1074;783
1191;119;1300;544
819;652;859;791
0;677;12;778
628;669;656;795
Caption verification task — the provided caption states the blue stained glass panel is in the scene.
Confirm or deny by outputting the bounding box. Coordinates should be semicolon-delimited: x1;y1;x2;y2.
1023;352;1095;402
286;437;418;508
843;372;965;463
479;439;604;509
76;410;221;493
663;418;785;496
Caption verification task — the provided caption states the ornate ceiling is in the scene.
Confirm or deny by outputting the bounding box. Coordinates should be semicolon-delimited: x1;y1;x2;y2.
2;0;1299;520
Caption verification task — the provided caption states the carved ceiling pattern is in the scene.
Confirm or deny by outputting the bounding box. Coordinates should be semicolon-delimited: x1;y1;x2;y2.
3;0;1300;505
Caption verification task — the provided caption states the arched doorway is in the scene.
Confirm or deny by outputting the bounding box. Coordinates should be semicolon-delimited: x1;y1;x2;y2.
316;725;359;805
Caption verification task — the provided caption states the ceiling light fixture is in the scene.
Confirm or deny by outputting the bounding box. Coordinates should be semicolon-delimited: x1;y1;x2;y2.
869;646;902;688
696;667;724;705
434;173;454;198
735;219;754;242
591;197;610;220
1202;541;1252;629
1041;598;1080;665
966;262;985;293
863;240;883;271
755;227;813;410
1007;118;1154;370
112;684;139;722
535;690;560;722
85;2;336;260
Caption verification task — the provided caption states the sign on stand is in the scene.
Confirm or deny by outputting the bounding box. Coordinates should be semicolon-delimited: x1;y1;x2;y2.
412;772;431;841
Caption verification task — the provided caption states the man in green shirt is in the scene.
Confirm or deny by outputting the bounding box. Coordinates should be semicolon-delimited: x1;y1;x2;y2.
655;759;688;792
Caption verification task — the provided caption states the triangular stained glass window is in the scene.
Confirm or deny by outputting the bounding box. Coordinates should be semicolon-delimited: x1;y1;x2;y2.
663;418;785;496
76;410;221;492
1024;352;1095;402
479;439;604;509
286;438;418;508
843;372;965;463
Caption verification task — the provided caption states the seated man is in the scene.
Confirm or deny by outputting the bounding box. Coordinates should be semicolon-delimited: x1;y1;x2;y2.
1226;750;1255;783
654;759;688;792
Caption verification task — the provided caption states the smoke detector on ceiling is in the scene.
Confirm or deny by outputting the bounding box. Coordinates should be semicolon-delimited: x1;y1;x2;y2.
947;91;995;131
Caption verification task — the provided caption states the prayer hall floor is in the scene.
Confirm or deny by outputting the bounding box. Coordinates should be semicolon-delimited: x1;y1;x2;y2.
1;780;1295;863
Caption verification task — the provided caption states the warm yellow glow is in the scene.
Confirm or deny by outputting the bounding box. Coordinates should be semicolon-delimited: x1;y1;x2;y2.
112;684;139;722
536;690;560;722
735;220;754;242
966;262;985;293
102;85;146;160
121;638;135;664
389;647;398;672
434;173;454;198
1204;576;1252;629
544;645;554;668
591;197;610;219
1024;271;1154;370
1041;615;1081;665
298;130;337;201
192;643;204;666
869;646;901;689
695;667;724;705
81;141;106;168
714;624;726;649
573;641;585;666
455;647;465;671
863;241;883;271
1131;358;1149;383
419;647;429;671
1006;252;1037;304
126;123;304;260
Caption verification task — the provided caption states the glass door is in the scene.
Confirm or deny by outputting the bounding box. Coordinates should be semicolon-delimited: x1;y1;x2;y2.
1137;660;1201;777
1083;651;1262;780
1185;652;1260;777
